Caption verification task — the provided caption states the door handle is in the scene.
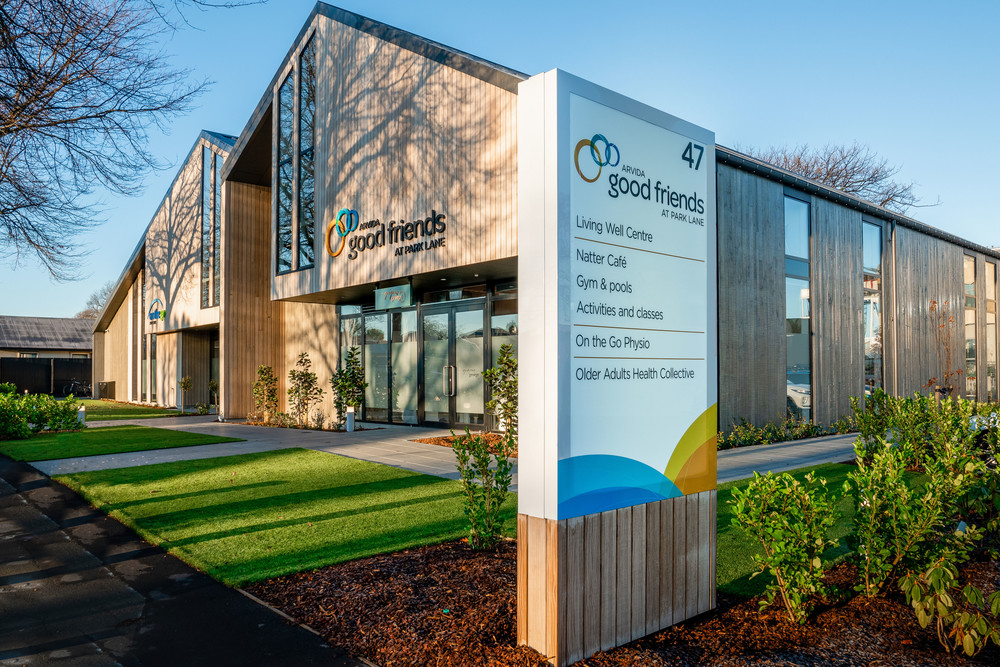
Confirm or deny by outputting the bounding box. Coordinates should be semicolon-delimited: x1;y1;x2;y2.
449;365;457;397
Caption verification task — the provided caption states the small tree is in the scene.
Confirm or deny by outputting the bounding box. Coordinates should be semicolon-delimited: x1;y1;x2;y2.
453;429;515;550
924;300;962;398
179;376;192;411
252;364;278;424
208;378;219;413
483;343;518;447
330;346;366;429
287;352;324;427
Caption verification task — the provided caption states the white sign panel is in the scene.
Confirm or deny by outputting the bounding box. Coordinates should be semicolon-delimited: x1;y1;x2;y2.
518;71;718;521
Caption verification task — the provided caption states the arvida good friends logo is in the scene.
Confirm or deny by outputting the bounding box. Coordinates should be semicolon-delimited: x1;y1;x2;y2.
324;207;447;261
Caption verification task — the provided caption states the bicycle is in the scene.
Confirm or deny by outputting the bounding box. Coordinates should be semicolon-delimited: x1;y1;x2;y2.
63;378;92;398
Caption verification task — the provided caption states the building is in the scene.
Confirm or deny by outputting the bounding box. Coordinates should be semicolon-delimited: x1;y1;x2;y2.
93;2;1000;430
1;316;94;394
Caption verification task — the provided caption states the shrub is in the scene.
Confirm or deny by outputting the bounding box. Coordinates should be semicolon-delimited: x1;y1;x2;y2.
330;346;365;429
717;415;837;450
0;393;31;440
847;434;983;598
287;352;324;427
851;387;893;453
197;403;210;415
0;382;16;395
453;429;515;550
729;471;840;624
901;556;1000;656
251;365;279;424
483;343;517;445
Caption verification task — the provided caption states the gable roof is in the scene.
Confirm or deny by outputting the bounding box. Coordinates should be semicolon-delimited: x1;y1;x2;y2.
0;316;95;351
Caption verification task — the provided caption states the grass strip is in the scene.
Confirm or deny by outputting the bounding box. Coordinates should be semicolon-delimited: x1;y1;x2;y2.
78;398;183;421
56;448;517;586
0;425;243;461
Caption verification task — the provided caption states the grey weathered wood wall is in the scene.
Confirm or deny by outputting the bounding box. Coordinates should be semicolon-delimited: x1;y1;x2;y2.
716;164;786;428
811;198;864;423
891;225;963;397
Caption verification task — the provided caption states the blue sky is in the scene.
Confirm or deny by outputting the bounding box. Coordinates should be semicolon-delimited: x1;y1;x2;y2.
3;0;998;317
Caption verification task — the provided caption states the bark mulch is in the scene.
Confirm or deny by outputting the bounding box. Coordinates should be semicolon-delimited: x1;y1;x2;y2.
246;540;1000;667
413;432;517;457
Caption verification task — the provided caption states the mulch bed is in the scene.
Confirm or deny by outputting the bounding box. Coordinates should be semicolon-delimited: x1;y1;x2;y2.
246;540;1000;666
413;432;517;457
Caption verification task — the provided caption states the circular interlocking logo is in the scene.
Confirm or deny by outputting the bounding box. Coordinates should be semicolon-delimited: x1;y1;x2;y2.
574;133;619;183
325;208;359;257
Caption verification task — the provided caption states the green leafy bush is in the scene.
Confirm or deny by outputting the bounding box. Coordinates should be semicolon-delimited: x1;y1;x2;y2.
453;429;515;550
0;392;31;440
251;364;279;424
0;382;16;395
901;556;1000;656
0;392;82;440
483;343;517;445
330;346;366;430
717;416;836;450
287;352;324;427
197;403;210;415
729;471;840;623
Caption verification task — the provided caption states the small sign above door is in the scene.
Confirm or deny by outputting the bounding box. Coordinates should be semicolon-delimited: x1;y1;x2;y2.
375;285;412;310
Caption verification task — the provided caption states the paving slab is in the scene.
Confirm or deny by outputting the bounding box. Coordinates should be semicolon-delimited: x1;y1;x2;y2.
0;457;363;667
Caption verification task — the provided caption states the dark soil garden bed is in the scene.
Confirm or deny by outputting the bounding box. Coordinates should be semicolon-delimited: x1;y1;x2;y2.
246;540;1000;666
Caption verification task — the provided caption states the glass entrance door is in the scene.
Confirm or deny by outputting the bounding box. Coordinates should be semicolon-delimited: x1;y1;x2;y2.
420;304;485;427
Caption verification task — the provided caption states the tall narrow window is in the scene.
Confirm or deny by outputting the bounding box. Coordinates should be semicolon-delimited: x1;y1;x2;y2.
784;195;811;421
276;72;294;273
214;153;223;304
297;37;316;269
201;146;212;307
150;334;157;403
141;270;147;402
986;262;997;402
965;255;977;399
863;222;883;392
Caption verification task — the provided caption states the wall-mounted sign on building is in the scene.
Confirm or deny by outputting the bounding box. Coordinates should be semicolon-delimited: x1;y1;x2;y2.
518;70;718;666
325;207;447;261
147;298;166;324
375;284;413;310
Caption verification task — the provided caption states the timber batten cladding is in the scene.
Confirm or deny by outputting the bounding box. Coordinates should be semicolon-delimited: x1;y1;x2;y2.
517;494;716;665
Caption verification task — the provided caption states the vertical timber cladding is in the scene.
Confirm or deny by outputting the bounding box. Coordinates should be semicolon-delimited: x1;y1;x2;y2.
518;70;717;666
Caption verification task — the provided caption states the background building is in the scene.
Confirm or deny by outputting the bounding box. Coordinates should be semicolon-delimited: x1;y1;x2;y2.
0;316;93;395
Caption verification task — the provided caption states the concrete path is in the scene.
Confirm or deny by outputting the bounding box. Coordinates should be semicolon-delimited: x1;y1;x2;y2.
34;417;478;487
0;457;363;667
717;432;858;484
32;415;859;490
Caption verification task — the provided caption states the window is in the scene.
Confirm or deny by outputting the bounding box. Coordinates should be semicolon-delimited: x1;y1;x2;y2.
987;262;997;401
201;147;212;307
965;255;977;399
276;72;294;273
784;195;811;421
201;147;223;308
71;353;89;359
214;154;223;304
297;37;316;269
150;334;157;403
18;352;37;358
863;223;883;392
275;36;317;274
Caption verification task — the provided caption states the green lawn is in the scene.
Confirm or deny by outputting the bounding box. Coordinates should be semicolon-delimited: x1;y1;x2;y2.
716;462;857;598
56;448;517;586
0;425;244;461
55;450;860;595
78;398;183;421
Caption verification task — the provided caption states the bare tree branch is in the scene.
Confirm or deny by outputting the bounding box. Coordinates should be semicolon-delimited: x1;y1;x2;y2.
0;0;261;280
74;278;116;318
739;142;928;214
